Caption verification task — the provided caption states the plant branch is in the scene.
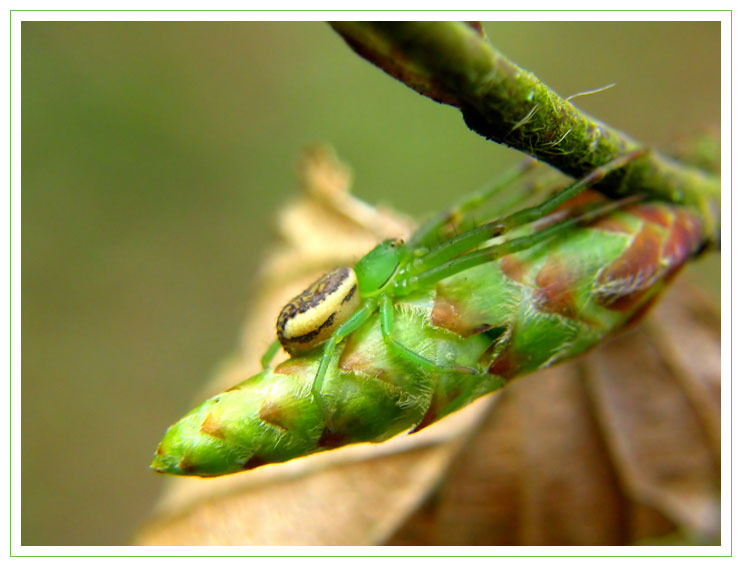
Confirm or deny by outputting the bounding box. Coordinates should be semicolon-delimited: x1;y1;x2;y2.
330;22;721;242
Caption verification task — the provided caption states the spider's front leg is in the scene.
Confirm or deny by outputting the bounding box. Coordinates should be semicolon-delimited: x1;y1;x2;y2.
407;158;536;250
260;339;282;370
403;152;644;283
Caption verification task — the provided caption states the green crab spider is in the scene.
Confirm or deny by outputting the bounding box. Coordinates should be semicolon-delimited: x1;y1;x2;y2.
261;152;642;425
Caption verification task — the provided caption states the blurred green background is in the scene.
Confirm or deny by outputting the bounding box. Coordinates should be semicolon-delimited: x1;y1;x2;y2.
21;21;720;545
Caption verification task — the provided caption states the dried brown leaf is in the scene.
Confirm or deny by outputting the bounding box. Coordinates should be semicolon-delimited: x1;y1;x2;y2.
388;280;720;546
137;146;493;545
137;147;720;546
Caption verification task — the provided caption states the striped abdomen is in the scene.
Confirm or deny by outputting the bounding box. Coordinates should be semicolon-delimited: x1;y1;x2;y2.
276;266;361;355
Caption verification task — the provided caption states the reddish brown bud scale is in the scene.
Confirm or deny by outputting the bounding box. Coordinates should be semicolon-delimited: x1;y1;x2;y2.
534;257;579;318
153;190;712;477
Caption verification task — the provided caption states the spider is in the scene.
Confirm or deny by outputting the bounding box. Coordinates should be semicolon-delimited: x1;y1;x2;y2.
260;152;641;424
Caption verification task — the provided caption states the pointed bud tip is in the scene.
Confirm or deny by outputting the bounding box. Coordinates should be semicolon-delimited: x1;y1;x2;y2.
150;443;183;476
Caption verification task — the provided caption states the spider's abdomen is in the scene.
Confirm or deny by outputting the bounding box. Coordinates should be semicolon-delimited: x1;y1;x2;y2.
276;266;361;355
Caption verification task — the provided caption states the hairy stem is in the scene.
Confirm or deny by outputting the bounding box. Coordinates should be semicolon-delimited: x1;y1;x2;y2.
330;21;721;242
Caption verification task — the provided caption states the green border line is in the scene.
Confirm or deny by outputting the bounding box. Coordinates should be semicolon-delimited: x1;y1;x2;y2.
8;7;11;558
729;9;733;559
9;10;731;557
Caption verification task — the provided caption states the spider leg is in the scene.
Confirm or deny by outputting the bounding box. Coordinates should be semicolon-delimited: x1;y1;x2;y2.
400;195;641;294
260;339;282;369
311;299;377;430
496;151;643;232
401;151;644;281
379;295;481;376
407;158;537;250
